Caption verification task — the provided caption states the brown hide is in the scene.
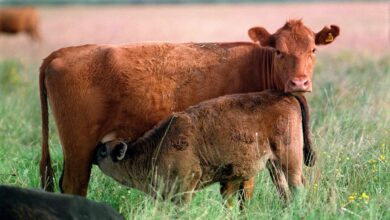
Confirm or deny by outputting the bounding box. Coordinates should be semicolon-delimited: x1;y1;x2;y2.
95;91;308;207
39;20;339;195
249;20;340;92
0;7;40;41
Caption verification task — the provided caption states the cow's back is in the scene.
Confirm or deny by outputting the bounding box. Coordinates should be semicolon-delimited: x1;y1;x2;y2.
43;42;258;142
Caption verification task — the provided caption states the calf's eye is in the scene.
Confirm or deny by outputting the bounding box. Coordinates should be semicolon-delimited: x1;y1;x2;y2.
312;48;317;54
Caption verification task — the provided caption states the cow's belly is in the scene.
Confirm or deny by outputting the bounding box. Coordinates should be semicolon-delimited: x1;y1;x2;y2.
1;23;21;33
102;94;178;143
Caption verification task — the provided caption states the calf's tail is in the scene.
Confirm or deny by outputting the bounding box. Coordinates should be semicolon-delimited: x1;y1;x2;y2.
294;95;316;167
39;54;56;192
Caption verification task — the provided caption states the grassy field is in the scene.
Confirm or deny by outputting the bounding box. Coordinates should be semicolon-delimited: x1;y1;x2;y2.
0;52;389;219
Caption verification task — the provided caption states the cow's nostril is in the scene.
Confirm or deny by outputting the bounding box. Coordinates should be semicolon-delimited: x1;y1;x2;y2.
303;80;309;86
290;80;297;86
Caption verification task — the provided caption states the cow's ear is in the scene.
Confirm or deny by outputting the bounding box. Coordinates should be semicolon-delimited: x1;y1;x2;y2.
248;27;273;46
112;141;127;161
315;25;340;45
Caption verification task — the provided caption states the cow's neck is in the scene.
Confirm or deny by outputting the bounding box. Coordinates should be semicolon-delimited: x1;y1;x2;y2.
253;46;279;91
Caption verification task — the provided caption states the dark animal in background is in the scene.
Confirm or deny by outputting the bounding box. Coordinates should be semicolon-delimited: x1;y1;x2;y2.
39;19;339;196
94;91;311;209
0;7;40;41
0;185;124;220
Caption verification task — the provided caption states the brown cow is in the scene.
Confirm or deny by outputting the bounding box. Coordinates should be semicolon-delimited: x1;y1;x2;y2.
94;91;310;209
0;7;40;41
39;19;339;196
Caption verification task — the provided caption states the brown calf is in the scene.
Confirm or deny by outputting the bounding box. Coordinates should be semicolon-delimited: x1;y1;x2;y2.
40;19;339;196
94;91;311;209
0;7;40;41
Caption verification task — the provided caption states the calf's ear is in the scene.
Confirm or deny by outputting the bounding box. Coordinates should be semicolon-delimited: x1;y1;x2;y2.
113;141;128;161
315;25;340;45
248;27;273;46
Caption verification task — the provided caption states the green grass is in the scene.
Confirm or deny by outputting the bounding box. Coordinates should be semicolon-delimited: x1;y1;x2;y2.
0;52;389;219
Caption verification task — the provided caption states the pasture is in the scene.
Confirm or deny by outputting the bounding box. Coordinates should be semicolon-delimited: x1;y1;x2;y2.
0;2;389;219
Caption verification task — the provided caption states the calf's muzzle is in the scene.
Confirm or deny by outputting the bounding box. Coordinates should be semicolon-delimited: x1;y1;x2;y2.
92;143;107;165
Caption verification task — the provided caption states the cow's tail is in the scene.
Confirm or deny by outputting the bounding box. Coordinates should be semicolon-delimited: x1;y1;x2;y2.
39;53;56;192
294;94;316;167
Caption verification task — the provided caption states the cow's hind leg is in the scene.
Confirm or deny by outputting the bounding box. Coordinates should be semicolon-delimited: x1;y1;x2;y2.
59;161;65;192
60;157;93;196
60;158;92;196
58;139;96;196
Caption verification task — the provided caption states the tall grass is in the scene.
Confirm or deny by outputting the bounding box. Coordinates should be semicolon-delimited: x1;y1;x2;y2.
0;52;389;219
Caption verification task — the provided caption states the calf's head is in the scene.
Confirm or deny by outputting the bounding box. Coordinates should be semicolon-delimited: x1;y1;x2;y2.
248;19;340;93
94;140;130;185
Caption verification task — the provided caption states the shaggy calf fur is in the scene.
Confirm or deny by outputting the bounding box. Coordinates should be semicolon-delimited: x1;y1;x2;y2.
94;91;311;208
0;185;123;220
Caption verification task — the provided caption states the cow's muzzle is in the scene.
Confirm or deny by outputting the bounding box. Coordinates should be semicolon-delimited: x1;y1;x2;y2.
285;78;312;93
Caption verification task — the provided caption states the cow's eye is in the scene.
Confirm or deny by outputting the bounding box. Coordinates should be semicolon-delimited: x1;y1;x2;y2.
275;50;283;58
312;48;317;54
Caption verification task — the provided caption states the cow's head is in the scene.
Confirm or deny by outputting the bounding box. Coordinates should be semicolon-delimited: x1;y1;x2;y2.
248;20;340;93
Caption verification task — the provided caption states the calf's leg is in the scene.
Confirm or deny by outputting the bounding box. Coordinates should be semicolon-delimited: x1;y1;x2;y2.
267;160;290;203
178;179;200;205
238;177;255;210
282;141;305;201
176;171;201;205
220;181;241;209
285;165;305;201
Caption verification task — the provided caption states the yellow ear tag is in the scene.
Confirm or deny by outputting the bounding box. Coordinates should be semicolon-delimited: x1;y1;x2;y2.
325;33;334;43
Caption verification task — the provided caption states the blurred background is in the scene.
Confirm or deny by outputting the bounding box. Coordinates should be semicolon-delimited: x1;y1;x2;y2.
0;0;388;63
